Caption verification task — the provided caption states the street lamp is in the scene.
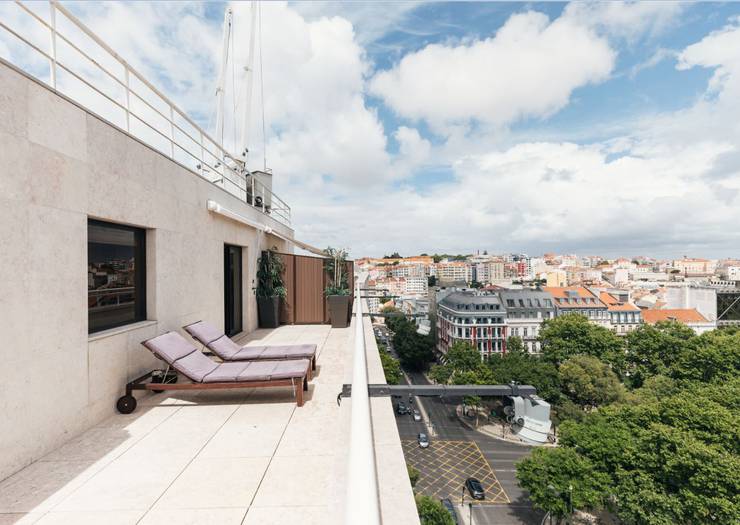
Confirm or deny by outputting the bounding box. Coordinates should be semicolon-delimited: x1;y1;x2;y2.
547;484;574;525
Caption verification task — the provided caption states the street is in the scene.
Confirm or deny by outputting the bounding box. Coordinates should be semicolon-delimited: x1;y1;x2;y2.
393;363;545;525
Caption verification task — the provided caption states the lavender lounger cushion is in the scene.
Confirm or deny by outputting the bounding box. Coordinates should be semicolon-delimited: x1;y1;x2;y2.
142;332;309;383
184;320;317;362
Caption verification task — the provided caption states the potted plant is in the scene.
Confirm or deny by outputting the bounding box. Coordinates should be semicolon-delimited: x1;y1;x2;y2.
324;247;351;328
256;249;286;328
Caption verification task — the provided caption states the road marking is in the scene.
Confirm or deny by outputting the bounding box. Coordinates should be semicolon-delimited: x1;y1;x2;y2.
402;440;510;505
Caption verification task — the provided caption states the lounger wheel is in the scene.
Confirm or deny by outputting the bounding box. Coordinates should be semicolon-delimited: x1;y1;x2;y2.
116;395;137;414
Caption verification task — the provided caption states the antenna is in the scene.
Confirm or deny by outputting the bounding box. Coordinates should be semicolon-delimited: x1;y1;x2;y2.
240;1;258;160
215;7;233;149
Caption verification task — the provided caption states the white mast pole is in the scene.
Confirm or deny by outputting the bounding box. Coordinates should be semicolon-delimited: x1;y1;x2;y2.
240;1;258;161
215;7;233;150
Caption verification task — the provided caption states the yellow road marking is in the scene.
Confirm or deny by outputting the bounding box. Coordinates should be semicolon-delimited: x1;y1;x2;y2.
402;440;510;505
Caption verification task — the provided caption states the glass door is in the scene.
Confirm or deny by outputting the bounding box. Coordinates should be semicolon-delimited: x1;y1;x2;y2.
224;244;243;336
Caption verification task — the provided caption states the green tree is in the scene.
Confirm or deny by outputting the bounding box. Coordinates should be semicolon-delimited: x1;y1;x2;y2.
393;318;435;370
538;313;624;367
554;379;740;525
486;351;562;403
429;341;493;386
382;305;405;333
506;336;525;353
516;448;611;523
670;328;740;383
407;464;420;488
379;351;402;385
428;275;437;287
415;494;455;525
623;321;696;387
559;355;625;409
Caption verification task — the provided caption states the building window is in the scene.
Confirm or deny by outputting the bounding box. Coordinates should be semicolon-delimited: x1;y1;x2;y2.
88;219;146;333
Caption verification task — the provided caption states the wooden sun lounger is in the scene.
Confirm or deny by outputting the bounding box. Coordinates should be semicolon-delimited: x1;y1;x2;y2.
183;320;317;371
115;331;310;414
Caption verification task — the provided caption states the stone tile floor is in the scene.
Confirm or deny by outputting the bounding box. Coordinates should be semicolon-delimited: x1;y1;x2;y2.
0;324;351;525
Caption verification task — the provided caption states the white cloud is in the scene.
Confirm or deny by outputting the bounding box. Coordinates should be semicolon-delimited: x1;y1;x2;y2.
394;126;431;172
290;1;422;47
564;1;684;42
369;10;615;132
4;0;738;258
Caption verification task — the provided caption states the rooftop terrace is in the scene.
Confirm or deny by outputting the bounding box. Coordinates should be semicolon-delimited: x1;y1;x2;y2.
0;317;418;525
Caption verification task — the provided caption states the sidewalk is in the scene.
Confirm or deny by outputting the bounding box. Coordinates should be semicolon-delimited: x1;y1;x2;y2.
456;406;556;447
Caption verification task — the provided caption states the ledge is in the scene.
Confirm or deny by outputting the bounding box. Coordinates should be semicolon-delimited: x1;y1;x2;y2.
88;320;158;343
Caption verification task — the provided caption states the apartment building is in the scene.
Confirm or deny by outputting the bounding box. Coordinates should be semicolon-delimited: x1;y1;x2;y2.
0;10;419;523
665;284;717;322
437;292;507;357
599;291;642;334
545;269;567;287
722;266;740;281
543;286;610;326
642;309;715;335
436;261;471;283
499;290;555;353
672;257;717;276
471;259;505;284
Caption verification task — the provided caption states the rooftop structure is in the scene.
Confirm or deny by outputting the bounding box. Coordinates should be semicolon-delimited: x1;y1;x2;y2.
542;286;610;325
0;5;417;523
642;308;714;334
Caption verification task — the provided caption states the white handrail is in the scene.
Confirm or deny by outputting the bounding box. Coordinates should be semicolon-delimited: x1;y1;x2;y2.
345;278;381;524
0;1;291;227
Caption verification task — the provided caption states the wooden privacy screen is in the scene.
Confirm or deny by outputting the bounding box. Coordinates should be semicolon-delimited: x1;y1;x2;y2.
277;253;354;325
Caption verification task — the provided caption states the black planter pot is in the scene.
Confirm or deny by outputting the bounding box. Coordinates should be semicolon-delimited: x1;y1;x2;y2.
257;296;281;328
328;295;351;328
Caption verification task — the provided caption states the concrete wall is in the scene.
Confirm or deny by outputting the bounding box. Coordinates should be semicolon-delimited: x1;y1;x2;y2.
665;286;718;322
0;61;293;480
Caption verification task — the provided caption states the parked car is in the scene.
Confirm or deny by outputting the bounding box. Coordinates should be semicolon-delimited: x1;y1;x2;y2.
465;477;485;500
413;410;422;422
417;432;429;448
440;498;459;524
396;402;409;415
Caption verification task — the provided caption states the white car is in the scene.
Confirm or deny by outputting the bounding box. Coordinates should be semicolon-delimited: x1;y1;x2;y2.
418;432;429;448
413;410;422;422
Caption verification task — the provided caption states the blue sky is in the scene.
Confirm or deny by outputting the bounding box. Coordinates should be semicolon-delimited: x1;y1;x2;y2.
3;1;740;258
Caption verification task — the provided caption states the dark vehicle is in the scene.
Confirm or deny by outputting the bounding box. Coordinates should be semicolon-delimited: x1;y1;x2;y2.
440;498;459;524
417;432;429;448
465;477;485;500
396;402;409;415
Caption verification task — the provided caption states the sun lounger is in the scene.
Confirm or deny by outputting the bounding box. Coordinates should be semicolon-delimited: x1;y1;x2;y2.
115;331;309;414
183;320;317;371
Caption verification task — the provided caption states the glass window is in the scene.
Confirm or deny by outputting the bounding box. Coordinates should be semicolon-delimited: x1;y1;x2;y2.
507;299;515;307
88;219;146;333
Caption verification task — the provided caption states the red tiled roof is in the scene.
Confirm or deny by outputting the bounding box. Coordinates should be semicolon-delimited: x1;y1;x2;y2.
599;292;640;312
542;286;605;309
642;309;708;324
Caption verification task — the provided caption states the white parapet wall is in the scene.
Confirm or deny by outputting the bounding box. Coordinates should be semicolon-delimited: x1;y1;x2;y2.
0;60;293;480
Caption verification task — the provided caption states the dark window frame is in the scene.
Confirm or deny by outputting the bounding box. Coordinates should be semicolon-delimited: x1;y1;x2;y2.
88;219;147;334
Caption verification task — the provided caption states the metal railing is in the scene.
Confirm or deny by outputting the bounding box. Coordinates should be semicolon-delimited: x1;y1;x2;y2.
0;0;291;227
345;278;381;524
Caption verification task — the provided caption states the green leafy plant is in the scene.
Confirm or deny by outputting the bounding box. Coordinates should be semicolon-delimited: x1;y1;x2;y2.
323;246;350;296
407;464;420;488
256;250;286;298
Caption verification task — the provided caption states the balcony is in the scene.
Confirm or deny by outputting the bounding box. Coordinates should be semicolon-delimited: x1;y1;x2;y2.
0;309;418;524
0;1;290;227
